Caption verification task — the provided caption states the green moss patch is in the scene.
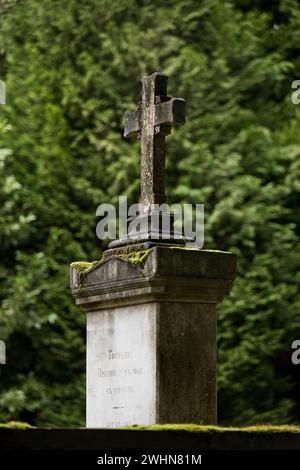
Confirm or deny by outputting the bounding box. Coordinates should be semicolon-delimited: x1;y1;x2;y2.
71;249;153;287
1;422;299;434
114;249;153;266
170;247;230;254
71;246;229;288
0;421;33;429
124;424;300;434
70;260;101;287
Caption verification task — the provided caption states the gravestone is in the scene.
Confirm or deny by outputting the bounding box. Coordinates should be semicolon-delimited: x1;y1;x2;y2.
70;72;236;428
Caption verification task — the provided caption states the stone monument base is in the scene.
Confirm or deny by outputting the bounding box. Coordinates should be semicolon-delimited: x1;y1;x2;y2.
71;246;236;428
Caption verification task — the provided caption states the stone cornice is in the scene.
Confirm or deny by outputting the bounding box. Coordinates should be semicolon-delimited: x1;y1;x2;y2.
70;247;237;311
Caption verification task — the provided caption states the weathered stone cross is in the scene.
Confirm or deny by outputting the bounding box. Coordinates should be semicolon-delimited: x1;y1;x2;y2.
124;72;185;211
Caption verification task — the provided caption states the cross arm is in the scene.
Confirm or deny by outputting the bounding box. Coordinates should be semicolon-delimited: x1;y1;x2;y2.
124;110;142;139
154;98;185;127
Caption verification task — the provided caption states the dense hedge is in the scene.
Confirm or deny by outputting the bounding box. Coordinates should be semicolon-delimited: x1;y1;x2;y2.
0;0;300;426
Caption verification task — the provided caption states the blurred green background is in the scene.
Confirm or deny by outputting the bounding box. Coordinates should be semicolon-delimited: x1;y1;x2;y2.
0;0;300;427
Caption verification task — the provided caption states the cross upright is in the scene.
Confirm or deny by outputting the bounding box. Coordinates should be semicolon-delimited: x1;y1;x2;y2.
124;72;185;211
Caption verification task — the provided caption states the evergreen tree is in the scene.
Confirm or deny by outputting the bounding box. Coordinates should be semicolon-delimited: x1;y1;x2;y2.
0;0;299;425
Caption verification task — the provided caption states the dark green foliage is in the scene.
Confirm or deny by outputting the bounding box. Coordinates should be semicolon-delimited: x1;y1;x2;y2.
0;0;300;426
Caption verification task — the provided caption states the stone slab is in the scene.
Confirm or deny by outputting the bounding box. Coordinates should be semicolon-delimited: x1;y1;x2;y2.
1;428;300;450
87;303;156;428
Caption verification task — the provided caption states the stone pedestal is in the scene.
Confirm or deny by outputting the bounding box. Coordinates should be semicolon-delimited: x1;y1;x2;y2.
70;246;236;428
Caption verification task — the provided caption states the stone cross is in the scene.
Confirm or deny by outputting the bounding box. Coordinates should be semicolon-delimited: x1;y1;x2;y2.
124;72;185;210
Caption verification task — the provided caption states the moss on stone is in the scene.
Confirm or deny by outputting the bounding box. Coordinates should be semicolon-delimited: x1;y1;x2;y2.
70;260;100;287
124;424;300;434
1;422;299;433
115;249;153;266
71;246;229;288
71;246;231;289
169;246;230;254
169;246;199;251
71;249;153;288
0;421;33;429
201;249;231;254
70;261;98;274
